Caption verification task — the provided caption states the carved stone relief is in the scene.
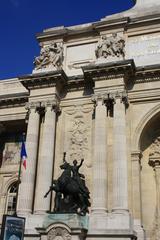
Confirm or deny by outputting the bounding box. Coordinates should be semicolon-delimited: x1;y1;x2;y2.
95;33;125;59
149;136;160;159
69;116;89;162
34;42;64;71
48;227;71;240
63;105;93;168
2;141;21;165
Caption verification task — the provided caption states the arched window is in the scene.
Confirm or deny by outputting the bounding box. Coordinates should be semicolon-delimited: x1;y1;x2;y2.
5;182;18;215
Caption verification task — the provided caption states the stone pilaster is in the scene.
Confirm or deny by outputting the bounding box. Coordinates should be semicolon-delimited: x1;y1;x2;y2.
149;157;160;239
91;93;108;214
17;102;40;215
112;91;129;212
131;151;145;239
34;99;58;214
131;151;142;220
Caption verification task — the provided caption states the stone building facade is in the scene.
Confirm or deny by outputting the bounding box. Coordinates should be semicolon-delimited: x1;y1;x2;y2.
1;0;160;239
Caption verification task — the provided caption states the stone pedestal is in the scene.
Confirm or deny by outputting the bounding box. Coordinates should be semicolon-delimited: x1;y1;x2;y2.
36;214;88;240
17;102;40;215
34;100;58;214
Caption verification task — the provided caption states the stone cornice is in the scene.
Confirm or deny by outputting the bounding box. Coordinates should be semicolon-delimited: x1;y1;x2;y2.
36;18;128;42
19;69;68;90
0;96;28;108
36;13;160;42
82;59;135;86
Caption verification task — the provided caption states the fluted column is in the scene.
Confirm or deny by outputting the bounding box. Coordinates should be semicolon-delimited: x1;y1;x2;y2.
112;91;129;212
17;102;40;215
34;100;58;214
91;94;108;214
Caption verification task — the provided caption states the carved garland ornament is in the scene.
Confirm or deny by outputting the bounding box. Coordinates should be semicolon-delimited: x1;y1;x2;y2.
48;227;71;240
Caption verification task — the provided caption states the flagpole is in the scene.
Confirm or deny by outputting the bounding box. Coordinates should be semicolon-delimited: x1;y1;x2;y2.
15;133;25;216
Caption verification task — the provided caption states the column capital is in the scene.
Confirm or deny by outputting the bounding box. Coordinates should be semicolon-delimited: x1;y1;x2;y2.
91;92;115;106
112;90;129;106
25;102;41;111
41;99;60;113
131;151;143;162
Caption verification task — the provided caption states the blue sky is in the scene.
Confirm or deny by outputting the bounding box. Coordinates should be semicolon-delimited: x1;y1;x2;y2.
0;0;134;80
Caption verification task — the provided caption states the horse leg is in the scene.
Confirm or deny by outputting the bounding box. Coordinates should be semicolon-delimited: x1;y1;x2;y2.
78;193;87;216
54;192;61;212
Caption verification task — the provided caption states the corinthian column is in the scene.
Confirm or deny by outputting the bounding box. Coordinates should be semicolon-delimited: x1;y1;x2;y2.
112;91;129;212
34;100;58;214
17;102;40;215
91;94;108;214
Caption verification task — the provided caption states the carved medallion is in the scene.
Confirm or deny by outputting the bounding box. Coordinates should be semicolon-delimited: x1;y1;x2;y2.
47;227;71;240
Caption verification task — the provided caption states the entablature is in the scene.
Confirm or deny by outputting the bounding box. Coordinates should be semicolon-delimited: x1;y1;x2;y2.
0;96;28;109
19;69;68;91
82;59;135;87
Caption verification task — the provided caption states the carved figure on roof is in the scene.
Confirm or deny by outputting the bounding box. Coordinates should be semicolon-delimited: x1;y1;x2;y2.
34;42;63;70
95;33;125;59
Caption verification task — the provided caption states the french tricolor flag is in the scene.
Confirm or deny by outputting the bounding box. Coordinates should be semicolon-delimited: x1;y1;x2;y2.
21;141;27;170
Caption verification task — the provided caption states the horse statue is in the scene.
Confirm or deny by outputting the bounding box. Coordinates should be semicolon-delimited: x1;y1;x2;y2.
44;153;90;215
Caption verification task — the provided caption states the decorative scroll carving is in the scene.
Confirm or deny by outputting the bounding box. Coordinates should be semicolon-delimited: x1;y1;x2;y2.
48;227;71;240
95;33;125;59
34;42;63;70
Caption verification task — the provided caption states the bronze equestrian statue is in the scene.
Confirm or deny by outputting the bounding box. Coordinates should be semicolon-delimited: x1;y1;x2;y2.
44;152;90;215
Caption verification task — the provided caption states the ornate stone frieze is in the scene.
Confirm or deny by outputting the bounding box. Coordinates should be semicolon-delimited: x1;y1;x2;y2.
34;42;64;71
47;227;71;240
95;33;125;59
